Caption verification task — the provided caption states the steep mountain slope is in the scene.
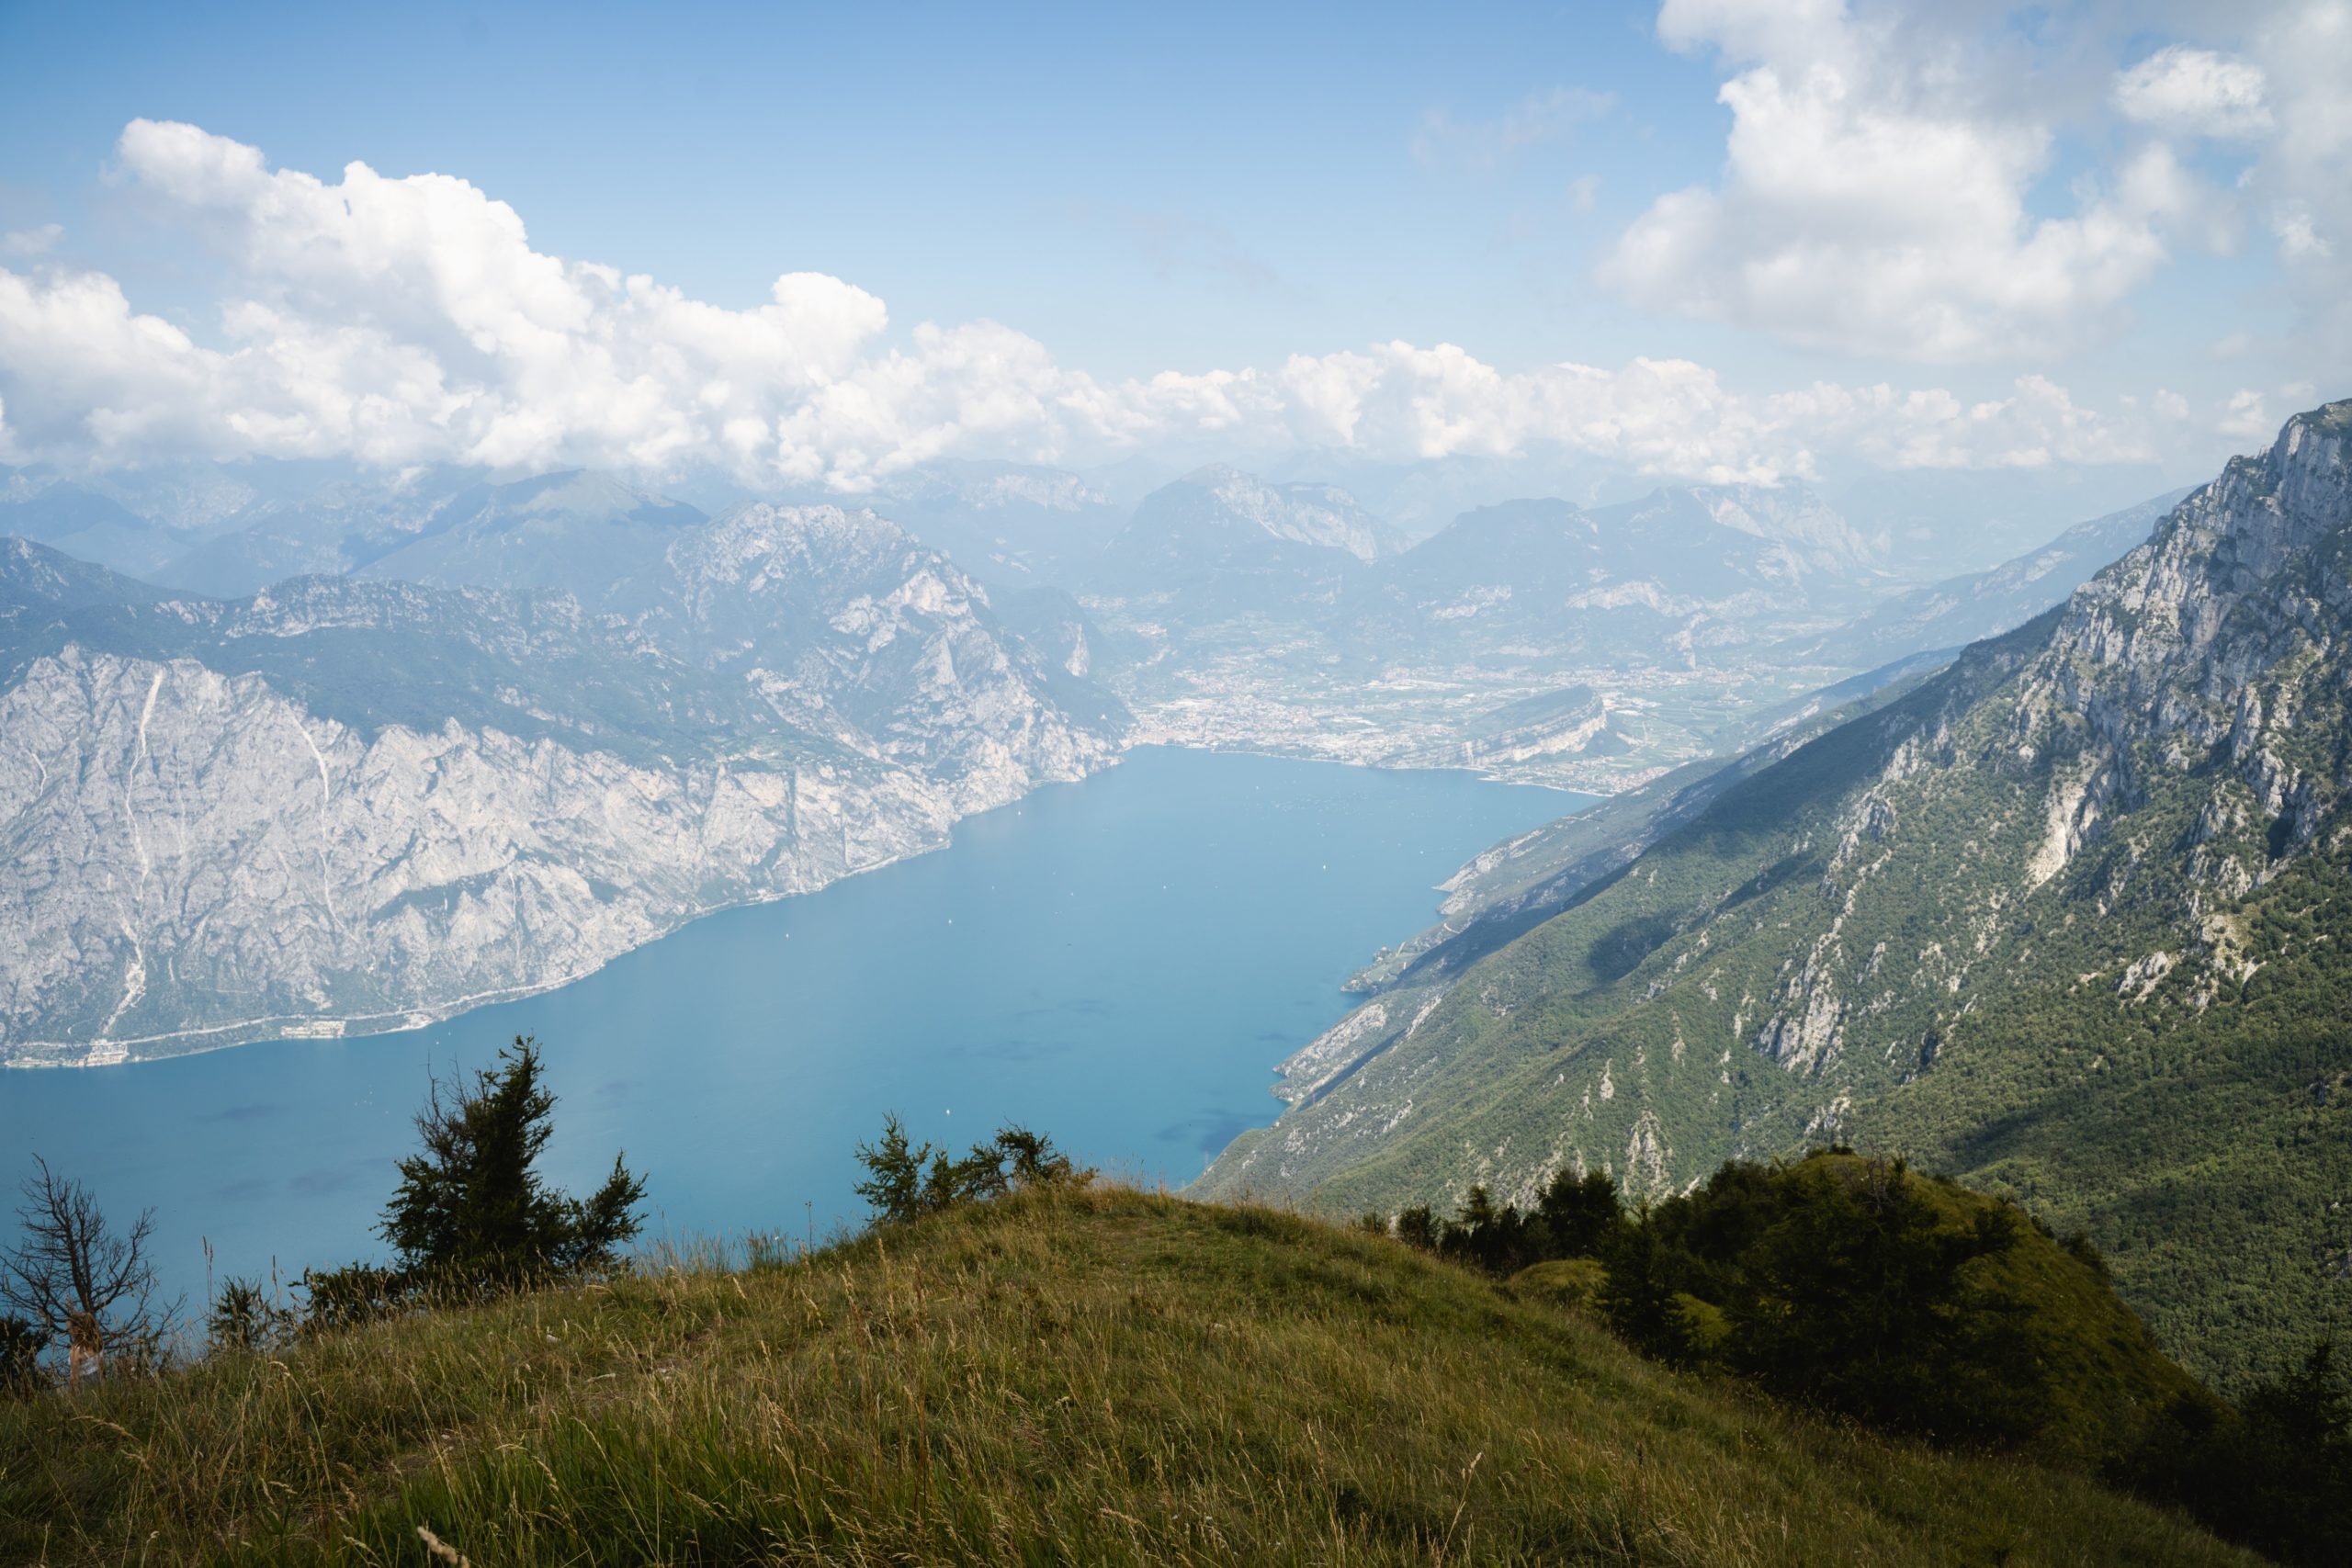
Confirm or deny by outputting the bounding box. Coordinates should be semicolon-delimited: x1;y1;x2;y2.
613;503;1123;812
0;519;1120;1066
1797;490;2189;668
1700;480;1892;591
1835;461;2182;579
0;1187;2256;1567
1356;489;1880;664
0;480;183;578
355;469;707;593
1343;651;1955;993
153;467;483;594
158;468;705;597
865;460;1125;588
0;536;171;626
1198;403;2352;1386
0;460;300;571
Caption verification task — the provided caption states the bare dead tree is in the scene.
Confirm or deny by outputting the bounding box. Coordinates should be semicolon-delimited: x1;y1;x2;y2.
0;1156;174;1384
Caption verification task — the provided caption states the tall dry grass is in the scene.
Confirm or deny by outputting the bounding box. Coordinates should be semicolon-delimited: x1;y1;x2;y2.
2;1186;2253;1565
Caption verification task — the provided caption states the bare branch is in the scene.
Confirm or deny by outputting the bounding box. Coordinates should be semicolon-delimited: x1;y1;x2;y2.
1;1156;175;1381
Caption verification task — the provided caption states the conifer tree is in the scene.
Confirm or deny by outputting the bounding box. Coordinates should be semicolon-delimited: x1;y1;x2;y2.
379;1036;646;1285
1534;1168;1622;1258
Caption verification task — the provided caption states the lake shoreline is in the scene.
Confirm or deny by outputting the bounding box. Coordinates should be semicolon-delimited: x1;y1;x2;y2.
6;744;1594;1071
1;750;1587;1308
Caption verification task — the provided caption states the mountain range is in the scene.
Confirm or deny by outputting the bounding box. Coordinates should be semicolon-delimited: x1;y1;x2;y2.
1787;489;2192;669
0;437;2188;1069
1197;401;2352;1388
0;504;1118;1066
6;449;2181;792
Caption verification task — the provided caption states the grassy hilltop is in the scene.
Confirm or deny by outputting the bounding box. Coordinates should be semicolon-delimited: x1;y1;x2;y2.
2;1185;2251;1567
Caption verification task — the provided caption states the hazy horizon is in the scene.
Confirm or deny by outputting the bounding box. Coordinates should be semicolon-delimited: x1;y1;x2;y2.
6;1;2346;559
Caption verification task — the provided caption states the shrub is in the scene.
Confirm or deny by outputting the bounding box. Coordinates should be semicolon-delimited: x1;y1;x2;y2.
0;1315;43;1399
1720;1157;2043;1444
295;1262;416;1336
205;1277;298;1356
1510;1257;1608;1313
852;1116;1086;1225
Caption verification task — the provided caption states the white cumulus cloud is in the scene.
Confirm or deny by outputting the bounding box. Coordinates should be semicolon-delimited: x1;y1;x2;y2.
1604;0;2213;363
2112;46;2274;140
0;119;2173;490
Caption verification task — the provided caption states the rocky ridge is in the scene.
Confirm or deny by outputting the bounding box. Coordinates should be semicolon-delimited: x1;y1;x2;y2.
1194;402;2352;1384
0;508;1122;1066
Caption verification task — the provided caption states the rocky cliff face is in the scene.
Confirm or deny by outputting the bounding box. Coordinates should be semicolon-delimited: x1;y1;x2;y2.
1195;402;2352;1385
1185;468;1399;562
0;648;943;1065
0;513;1123;1066
628;503;1121;815
1699;481;1890;592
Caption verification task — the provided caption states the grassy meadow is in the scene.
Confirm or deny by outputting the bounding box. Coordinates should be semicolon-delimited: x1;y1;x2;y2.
1;1185;2253;1567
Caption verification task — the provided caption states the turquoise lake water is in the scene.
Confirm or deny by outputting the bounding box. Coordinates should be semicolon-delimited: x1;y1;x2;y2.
0;748;1585;1307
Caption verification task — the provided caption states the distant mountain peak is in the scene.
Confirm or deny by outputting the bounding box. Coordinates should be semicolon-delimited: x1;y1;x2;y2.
1171;467;1396;562
696;501;910;558
1690;481;1884;574
899;461;1112;514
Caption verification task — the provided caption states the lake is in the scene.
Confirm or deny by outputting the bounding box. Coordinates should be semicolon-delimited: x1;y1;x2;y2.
0;748;1585;1308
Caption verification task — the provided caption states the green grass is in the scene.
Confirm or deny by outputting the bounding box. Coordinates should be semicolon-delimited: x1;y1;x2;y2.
3;1187;2252;1566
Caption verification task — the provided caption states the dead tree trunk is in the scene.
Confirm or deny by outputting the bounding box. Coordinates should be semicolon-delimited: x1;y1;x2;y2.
1;1156;170;1384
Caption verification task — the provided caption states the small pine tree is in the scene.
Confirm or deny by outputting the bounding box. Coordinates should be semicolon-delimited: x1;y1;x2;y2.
294;1261;411;1335
1598;1204;1690;1361
989;1124;1075;1190
379;1036;646;1286
206;1277;296;1355
854;1116;1083;1225
852;1114;930;1224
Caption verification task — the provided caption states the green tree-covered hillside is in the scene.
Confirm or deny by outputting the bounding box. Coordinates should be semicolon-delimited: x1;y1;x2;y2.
1201;401;2352;1388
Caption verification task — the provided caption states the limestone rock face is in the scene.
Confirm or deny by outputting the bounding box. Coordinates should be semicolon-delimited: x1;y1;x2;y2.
635;504;1118;815
0;509;1123;1066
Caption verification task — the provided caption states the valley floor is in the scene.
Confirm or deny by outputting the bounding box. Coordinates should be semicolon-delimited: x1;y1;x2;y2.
1114;650;1856;793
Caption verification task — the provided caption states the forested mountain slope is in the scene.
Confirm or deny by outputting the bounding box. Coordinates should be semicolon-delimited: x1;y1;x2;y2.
1199;401;2352;1386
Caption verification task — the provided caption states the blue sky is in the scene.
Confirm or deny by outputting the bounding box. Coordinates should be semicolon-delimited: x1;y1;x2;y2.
1;0;2343;493
3;2;1725;372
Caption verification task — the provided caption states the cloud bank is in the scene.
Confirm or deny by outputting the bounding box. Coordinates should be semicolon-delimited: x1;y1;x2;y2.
0;119;2190;490
1605;0;2352;368
1601;0;2212;362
